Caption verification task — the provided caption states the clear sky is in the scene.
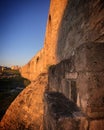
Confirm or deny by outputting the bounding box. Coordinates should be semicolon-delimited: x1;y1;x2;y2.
0;0;50;67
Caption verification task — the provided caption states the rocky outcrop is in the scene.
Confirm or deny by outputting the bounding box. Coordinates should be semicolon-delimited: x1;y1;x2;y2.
0;73;48;130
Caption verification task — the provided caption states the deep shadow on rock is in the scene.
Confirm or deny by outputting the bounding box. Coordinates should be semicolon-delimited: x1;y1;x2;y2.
44;91;84;130
44;92;80;119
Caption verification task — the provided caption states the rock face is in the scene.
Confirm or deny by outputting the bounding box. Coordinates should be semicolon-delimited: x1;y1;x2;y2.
43;0;104;130
0;73;48;130
48;43;104;112
57;0;104;61
43;91;85;130
45;42;104;130
0;0;104;130
20;0;104;81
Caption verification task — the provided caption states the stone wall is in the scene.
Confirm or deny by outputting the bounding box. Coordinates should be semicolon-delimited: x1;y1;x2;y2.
44;42;104;130
57;0;104;61
43;92;85;130
20;0;68;81
1;0;104;130
20;49;45;81
44;0;104;129
21;0;104;80
48;42;104;111
43;0;68;65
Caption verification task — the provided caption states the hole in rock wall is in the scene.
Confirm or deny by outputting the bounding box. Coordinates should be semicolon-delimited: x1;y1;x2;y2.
49;14;51;22
64;80;77;104
102;97;104;104
71;81;77;103
36;56;39;63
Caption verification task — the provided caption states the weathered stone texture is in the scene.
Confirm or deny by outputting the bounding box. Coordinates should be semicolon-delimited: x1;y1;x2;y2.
77;71;104;110
89;120;104;130
57;0;104;61
20;0;68;81
43;92;84;130
44;0;68;65
75;42;104;72
46;42;104;129
0;73;48;130
48;58;76;100
20;49;45;81
48;42;104;111
1;0;104;130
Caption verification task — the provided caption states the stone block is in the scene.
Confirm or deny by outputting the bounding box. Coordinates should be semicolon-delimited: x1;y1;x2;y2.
48;58;75;93
76;72;104;111
87;107;104;118
75;42;104;72
61;79;71;99
89;120;104;130
65;72;78;79
48;76;61;92
44;92;84;130
79;118;89;130
60;79;77;103
57;118;80;130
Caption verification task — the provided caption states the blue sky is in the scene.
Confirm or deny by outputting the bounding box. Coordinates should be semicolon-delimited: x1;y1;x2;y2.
0;0;50;67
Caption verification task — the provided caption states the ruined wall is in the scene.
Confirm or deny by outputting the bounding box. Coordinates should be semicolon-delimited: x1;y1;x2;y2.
44;42;104;130
44;0;104;130
43;0;67;65
20;49;45;81
0;0;69;129
21;0;104;79
1;0;104;130
57;0;104;61
20;0;68;81
48;43;104;112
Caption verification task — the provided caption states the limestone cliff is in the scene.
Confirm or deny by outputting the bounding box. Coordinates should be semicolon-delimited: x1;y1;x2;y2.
0;0;104;130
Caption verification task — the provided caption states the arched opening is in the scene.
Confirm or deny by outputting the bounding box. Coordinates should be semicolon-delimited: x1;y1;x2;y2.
36;56;39;63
